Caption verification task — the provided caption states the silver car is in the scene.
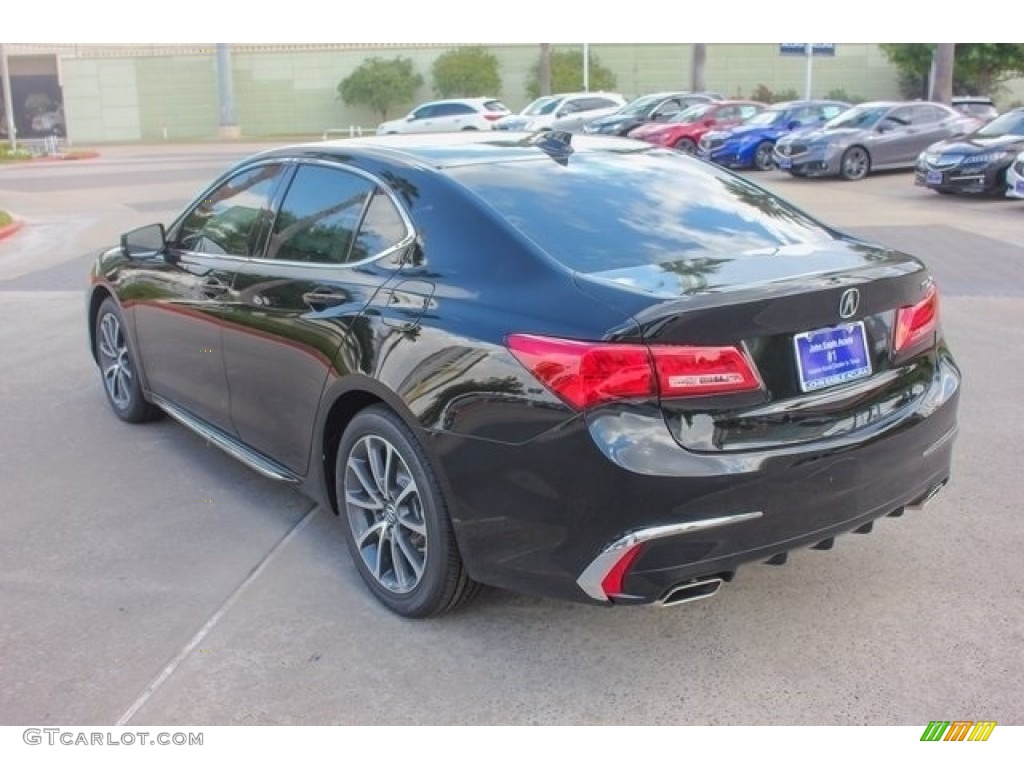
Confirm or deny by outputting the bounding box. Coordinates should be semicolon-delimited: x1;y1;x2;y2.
773;101;979;180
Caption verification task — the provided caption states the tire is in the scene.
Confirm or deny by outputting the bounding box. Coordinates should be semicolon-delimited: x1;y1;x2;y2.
94;297;160;423
753;141;775;171
336;405;481;618
839;146;871;181
673;137;697;154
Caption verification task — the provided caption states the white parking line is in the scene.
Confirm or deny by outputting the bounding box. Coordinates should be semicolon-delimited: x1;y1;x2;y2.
115;503;321;725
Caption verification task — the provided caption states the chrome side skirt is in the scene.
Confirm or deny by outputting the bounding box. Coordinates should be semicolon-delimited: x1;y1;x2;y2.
150;394;302;484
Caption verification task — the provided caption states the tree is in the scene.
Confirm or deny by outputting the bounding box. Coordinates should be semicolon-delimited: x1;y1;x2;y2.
931;44;954;104
880;43;1024;98
337;57;423;121
525;49;617;99
431;46;502;98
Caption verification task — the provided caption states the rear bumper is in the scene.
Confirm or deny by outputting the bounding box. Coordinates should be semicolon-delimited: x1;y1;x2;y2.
433;350;961;606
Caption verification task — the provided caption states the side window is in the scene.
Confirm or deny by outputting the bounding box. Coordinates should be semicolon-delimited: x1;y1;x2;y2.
739;105;760;119
350;190;410;263
561;100;582;114
915;105;949;124
715;106;736;120
821;105;842;120
885;106;914;126
411;105;435;120
175;164;285;256
266;165;374;265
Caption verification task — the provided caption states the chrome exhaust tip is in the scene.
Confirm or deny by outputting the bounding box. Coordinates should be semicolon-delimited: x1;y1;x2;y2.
657;577;724;607
907;479;948;511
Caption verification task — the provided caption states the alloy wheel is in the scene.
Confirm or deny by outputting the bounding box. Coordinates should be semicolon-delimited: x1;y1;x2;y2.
343;434;427;594
97;312;133;410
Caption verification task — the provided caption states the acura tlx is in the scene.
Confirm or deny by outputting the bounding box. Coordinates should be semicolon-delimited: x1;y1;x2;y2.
87;131;960;617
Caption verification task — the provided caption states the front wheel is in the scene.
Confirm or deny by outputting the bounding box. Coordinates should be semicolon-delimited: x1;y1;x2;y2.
94;297;160;423
753;141;776;171
840;146;871;181
336;406;481;618
673;137;697;154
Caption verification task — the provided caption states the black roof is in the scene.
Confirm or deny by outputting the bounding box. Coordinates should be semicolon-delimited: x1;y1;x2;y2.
255;132;653;170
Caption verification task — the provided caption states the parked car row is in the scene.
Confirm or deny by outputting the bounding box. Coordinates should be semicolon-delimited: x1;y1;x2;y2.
372;93;1024;200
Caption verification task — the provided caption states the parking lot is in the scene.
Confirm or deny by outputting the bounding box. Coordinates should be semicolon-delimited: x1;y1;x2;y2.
1;143;1022;726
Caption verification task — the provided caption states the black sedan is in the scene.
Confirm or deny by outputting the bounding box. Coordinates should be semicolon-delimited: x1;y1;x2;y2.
916;107;1024;196
88;132;960;617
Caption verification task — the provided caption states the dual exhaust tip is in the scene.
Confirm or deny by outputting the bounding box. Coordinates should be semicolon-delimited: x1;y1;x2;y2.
657;577;724;607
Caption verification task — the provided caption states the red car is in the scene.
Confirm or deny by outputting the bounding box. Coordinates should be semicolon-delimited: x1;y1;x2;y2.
628;100;765;153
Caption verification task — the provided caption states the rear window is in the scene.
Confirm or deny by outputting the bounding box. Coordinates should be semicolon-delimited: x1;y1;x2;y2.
450;149;835;273
483;100;509;113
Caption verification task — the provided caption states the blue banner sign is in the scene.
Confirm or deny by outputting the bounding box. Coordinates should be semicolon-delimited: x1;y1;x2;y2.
780;43;836;56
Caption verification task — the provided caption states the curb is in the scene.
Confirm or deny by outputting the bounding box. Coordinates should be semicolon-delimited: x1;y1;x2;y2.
1;150;101;165
0;219;24;241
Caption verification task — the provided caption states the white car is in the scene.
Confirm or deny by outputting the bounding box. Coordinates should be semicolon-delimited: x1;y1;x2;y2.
376;98;510;135
494;92;627;132
1007;150;1024;199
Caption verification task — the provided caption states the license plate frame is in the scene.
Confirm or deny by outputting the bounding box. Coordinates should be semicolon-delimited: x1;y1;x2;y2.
793;322;873;393
926;170;943;185
1015;179;1024;194
777;156;792;169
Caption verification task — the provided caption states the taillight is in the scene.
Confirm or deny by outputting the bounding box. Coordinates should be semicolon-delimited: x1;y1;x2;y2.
600;544;643;598
506;334;762;410
894;284;938;353
651;346;763;397
483;113;502;121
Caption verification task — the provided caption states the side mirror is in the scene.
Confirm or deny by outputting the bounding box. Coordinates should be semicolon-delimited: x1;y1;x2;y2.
121;223;166;258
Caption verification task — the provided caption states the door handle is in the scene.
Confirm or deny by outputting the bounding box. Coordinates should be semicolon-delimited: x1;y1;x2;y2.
302;288;349;312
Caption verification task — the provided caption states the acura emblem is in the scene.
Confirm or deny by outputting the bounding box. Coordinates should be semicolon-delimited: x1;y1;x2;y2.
839;288;860;319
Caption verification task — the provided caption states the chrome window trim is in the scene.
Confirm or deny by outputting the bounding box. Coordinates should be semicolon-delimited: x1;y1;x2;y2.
172;156;417;270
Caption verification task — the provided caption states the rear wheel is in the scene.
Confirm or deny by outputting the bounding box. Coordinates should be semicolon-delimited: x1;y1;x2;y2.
94;297;160;423
840;146;870;181
753;141;775;171
673;137;697;154
336;406;480;617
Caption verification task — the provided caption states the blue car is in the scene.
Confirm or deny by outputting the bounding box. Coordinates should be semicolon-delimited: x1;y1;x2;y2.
698;100;849;170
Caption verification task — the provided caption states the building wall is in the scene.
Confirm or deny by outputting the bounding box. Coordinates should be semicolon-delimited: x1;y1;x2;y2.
58;44;908;142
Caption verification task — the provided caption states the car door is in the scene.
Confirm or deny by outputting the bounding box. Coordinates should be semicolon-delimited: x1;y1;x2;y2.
871;105;917;166
131;162;288;432
221;161;414;474
405;104;437;133
913;104;959;150
436;103;479;131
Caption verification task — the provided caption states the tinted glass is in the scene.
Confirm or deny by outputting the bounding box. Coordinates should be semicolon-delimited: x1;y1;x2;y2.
266;165;373;264
431;103;470;117
176;164;284;256
885;107;914;126
411;105;435;120
746;109;785;126
912;105;948;124
825;106;889;130
483;100;509;112
350;191;409;262
976;110;1024;137
522;97;555;115
670;104;712;123
451;149;834;274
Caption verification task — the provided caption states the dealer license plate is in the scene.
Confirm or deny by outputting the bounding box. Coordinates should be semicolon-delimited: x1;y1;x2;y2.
793;322;872;393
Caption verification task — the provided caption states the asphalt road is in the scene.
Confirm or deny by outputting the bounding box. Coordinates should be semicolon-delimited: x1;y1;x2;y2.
1;144;1022;726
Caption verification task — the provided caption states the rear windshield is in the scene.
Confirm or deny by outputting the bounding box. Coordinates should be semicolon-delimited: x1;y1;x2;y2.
449;148;835;273
483;100;509;113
